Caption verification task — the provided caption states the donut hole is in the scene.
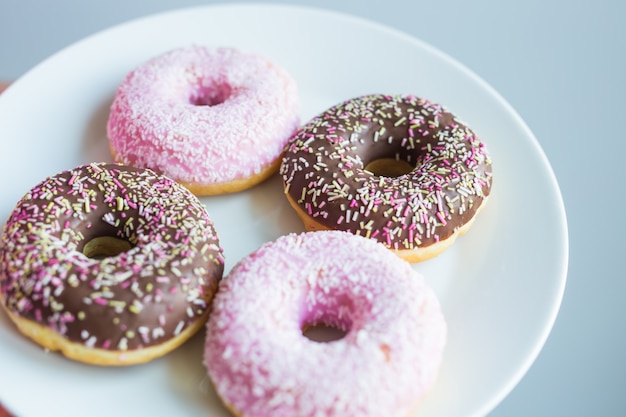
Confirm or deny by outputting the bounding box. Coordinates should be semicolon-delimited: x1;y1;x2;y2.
361;142;419;178
363;158;415;177
82;236;133;259
302;322;348;343
301;309;352;343
189;83;232;106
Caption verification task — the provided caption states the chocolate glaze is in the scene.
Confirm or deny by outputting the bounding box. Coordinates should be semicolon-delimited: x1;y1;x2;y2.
0;163;224;351
280;94;493;251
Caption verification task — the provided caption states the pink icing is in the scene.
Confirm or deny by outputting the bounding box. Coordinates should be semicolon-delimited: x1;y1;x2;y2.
204;231;447;417
107;46;300;186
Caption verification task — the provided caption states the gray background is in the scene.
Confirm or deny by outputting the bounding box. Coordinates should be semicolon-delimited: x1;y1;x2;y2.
1;0;624;416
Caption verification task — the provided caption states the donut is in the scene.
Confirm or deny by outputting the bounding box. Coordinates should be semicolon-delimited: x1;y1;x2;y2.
280;94;493;263
0;163;224;365
107;45;300;196
204;230;446;417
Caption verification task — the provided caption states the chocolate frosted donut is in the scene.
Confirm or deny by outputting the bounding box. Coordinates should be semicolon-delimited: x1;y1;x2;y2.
280;94;493;262
0;163;224;365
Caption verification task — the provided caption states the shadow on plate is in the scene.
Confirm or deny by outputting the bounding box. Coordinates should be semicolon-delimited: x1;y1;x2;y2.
244;173;305;241
82;92;116;164
166;327;231;416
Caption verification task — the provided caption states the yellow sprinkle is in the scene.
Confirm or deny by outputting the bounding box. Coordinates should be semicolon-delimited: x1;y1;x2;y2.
129;301;143;314
108;300;126;309
394;116;407;127
68;275;79;287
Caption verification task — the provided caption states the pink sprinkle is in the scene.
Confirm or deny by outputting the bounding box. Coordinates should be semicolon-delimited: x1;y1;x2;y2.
112;178;125;191
384;229;392;246
93;297;108;306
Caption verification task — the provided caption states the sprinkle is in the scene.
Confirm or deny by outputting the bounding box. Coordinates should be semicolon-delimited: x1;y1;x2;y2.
174;320;185;336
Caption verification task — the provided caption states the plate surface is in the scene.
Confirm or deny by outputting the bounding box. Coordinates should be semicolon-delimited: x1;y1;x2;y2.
0;4;568;417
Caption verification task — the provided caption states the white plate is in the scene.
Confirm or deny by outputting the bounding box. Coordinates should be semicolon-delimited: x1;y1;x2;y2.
0;4;568;417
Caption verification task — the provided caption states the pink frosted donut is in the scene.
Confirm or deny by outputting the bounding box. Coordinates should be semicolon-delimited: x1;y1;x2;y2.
107;46;300;195
204;231;446;417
